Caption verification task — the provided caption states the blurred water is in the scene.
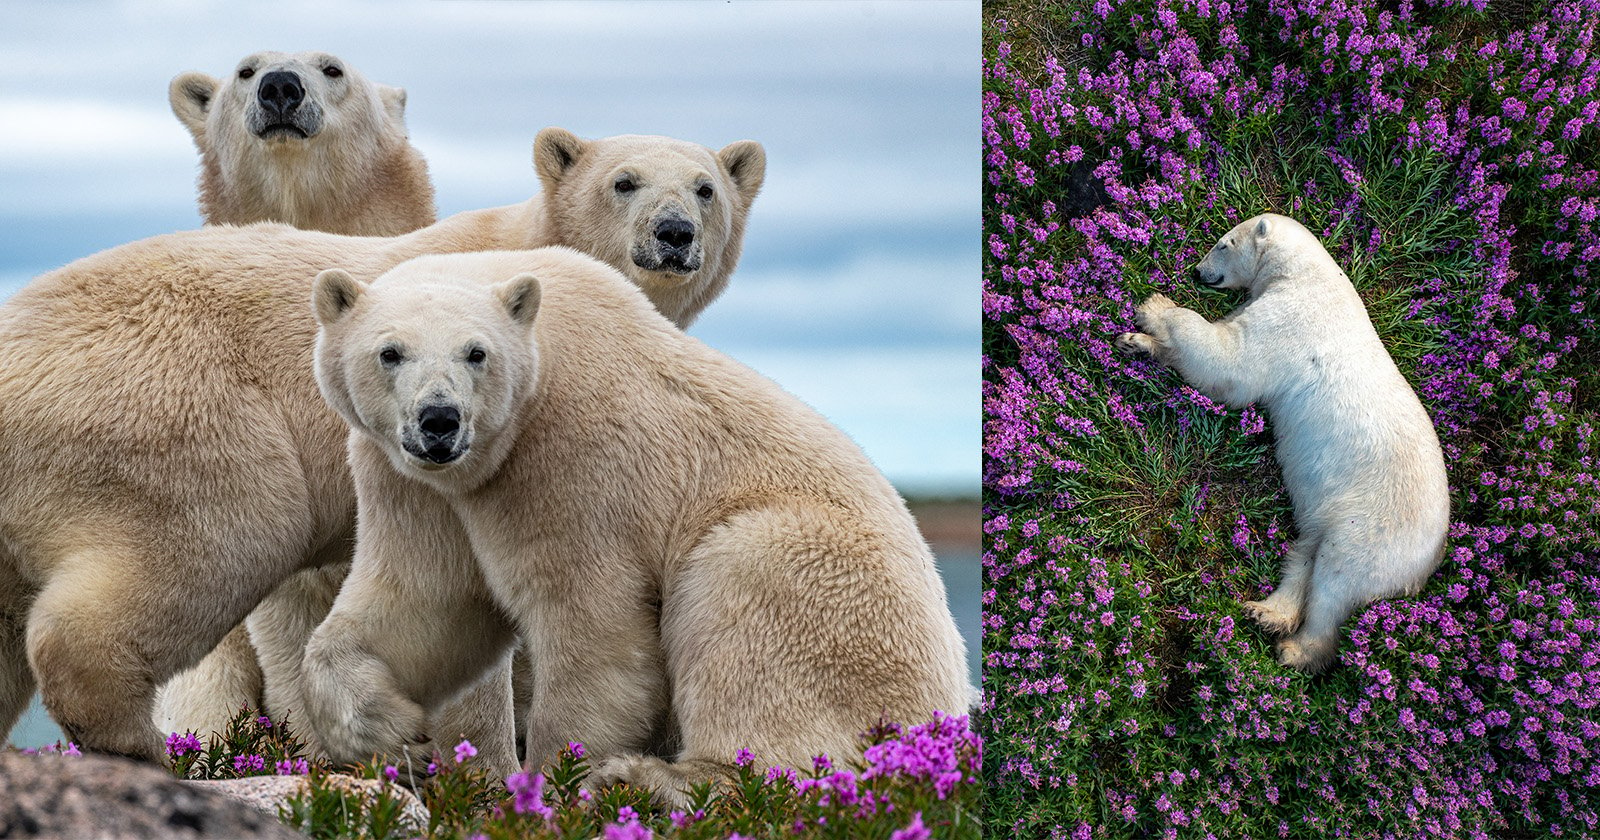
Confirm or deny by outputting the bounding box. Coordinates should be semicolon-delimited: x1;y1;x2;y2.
7;552;982;750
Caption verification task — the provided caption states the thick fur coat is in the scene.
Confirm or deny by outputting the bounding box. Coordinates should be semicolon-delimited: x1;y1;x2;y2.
0;130;764;768
1117;213;1450;672
170;51;436;236
303;249;970;807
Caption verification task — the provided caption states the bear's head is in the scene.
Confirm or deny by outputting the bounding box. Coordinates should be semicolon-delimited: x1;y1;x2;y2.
312;258;541;490
532;127;765;328
170;50;408;162
1192;214;1278;291
1191;213;1328;293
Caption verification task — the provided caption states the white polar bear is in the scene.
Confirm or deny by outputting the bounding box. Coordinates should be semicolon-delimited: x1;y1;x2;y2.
302;249;971;807
1116;213;1450;672
0;129;764;766
169;51;436;236
160;49;440;744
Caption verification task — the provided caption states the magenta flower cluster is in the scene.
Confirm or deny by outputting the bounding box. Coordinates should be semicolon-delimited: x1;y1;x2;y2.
984;0;1599;836
164;731;203;759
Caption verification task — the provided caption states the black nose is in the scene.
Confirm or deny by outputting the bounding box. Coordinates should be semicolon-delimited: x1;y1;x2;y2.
1190;267;1203;285
419;405;460;442
655;218;695;250
257;70;305;116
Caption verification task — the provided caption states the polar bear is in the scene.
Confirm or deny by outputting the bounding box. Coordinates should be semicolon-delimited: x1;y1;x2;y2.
0;129;765;766
153;127;764;743
301;249;970;807
161;50;440;743
1116;213;1449;672
169;51;436;236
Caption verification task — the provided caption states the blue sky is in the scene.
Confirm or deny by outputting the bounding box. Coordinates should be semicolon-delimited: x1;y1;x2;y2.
0;0;979;495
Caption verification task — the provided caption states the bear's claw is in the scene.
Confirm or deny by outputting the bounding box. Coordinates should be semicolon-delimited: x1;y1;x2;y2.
1241;599;1300;636
1276;638;1336;673
1116;332;1156;355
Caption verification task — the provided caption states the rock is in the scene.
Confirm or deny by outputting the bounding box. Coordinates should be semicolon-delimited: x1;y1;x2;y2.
194;773;430;835
0;750;300;838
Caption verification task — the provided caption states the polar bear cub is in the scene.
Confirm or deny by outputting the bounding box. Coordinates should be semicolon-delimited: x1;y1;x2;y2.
170;51;435;235
1117;213;1449;672
303;248;970;806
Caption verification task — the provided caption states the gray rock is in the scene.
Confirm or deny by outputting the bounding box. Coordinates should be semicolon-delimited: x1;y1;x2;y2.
193;773;430;835
0;750;301;838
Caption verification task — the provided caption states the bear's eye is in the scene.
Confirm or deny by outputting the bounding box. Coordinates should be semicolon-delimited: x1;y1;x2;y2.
467;347;487;365
379;347;403;366
696;184;714;200
323;65;343;78
614;176;636;195
238;67;256;80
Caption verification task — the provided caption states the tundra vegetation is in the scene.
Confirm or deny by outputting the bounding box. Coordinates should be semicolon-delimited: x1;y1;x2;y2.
10;705;980;839
983;0;1600;836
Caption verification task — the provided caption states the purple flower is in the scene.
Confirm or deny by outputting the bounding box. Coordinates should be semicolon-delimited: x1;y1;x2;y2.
602;806;651;840
275;758;309;775
454;739;477;764
232;754;265;773
891;812;932;840
505;771;553;820
165;732;203;758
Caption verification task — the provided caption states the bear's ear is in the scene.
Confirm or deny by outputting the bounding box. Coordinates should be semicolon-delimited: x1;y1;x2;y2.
377;85;408;127
495;273;542;327
312;269;368;326
533;127;588;194
169;72;220;139
717;140;766;205
1254;216;1272;238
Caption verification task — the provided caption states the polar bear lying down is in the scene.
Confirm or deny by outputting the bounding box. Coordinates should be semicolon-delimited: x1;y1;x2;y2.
304;248;971;807
1117;213;1449;672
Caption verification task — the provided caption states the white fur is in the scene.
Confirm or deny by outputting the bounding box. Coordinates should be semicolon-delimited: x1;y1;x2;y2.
0;130;762;767
1117;213;1450;672
159;51;437;743
169;50;435;236
302;249;970;808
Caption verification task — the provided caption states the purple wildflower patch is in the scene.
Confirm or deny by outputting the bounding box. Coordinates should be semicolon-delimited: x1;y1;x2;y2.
985;0;1600;835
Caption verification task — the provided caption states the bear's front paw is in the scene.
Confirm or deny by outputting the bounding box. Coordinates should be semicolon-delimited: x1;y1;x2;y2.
582;755;696;811
1276;637;1337;674
1241;599;1300;636
1134;293;1177;333
1116;332;1158;356
304;667;430;765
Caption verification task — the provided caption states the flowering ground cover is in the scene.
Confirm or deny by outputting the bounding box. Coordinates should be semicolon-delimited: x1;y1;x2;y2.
982;0;1600;836
6;706;980;839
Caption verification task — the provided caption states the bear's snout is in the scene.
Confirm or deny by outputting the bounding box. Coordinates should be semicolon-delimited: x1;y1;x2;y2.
641;216;702;275
256;71;306;120
655;217;696;250
416;404;462;463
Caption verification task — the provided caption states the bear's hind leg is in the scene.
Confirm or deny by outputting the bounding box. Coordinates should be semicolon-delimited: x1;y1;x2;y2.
28;560;242;763
1242;536;1318;636
610;503;967;807
1275;541;1365;673
152;623;263;738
